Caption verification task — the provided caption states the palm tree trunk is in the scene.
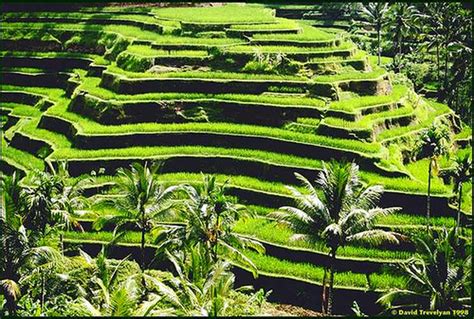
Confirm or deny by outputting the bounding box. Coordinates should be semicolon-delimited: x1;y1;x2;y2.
321;268;328;314
40;271;45;313
426;159;432;228
141;227;145;270
444;50;449;97
377;26;381;66
436;45;441;100
6;297;17;316
327;247;337;315
456;184;462;230
140;208;146;270
60;232;64;255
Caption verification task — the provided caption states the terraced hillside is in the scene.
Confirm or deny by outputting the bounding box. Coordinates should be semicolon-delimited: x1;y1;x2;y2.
1;3;472;316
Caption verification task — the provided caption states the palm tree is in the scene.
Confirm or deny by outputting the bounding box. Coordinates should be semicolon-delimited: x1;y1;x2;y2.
359;3;389;66
386;3;419;71
441;154;472;230
94;162;180;270
0;172;64;315
47;161;89;253
21;163;87;241
418;3;446;94
271;161;401;315
171;175;264;276
417;123;452;225
70;248;164;316
378;227;471;311
153;247;257;316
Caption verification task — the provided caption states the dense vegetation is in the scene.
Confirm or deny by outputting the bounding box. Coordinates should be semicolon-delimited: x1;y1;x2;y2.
0;2;471;317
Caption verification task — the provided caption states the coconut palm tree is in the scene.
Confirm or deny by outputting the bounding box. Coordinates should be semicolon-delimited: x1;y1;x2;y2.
271;161;401;315
70;248;164;316
93;162;180;270
170;175;264;276
47;161;90;253
386;3;419;71
441;154;472;230
21;163;87;240
378;227;471;311
154;247;259;316
417;122;452;225
358;3;389;66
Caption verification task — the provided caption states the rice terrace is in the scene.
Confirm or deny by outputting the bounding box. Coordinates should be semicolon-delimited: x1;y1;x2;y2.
0;2;472;317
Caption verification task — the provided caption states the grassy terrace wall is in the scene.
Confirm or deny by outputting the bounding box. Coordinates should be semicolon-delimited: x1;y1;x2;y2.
10;131;53;158
0;90;45;105
38;113;383;173
2;16;163;33
1;55;94;71
100;71;312;95
1;71;72;89
70;91;323;126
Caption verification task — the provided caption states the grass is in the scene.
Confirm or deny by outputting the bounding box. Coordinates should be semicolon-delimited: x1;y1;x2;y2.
107;64;305;81
50;109;383;156
1;137;45;172
0;103;43;118
252;23;335;41
375;214;456;227
226;42;354;54
377;100;452;142
152;4;276;24
79;76;327;107
52;145;322;169
62;229;407;290
360;171;449;195
3;11;160;24
229;18;299;31
234;217;412;261
125;45;209;57
314;67;386;83
323;105;414;130
3;22;243;46
243;250;408;290
329;85;408;112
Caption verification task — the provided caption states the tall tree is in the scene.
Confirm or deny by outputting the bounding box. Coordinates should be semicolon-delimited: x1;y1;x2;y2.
271;161;401;315
94;162;179;270
417;123;451;226
165;175;264;276
359;3;389;66
441;154;472;230
378;227;471;311
386;3;419;71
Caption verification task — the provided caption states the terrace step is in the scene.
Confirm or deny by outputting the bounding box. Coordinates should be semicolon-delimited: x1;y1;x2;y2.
1;55;94;71
0;71;73;90
70;91;322;126
250;38;341;48
2;15;163;33
225;28;300;38
10;131;53;159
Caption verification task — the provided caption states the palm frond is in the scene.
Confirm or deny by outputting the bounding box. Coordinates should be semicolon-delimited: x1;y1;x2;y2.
347;229;400;245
